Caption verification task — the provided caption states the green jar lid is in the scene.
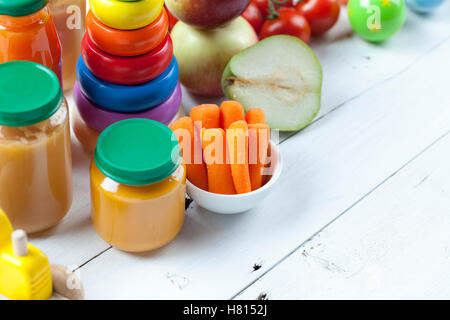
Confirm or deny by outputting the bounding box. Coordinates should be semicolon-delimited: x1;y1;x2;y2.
0;61;63;127
94;119;182;186
0;0;48;17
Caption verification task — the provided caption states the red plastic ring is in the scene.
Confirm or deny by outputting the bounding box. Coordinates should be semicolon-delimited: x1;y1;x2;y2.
81;33;173;85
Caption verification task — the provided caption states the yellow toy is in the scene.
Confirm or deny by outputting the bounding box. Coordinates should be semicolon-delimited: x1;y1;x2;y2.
0;209;52;300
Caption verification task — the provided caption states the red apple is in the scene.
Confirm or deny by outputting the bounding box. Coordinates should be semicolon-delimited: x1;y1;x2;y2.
165;0;251;29
171;17;258;96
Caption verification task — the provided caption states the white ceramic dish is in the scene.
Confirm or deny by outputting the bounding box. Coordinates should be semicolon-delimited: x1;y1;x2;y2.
186;142;283;214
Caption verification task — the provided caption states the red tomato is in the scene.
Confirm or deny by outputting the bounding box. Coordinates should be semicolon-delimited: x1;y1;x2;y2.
282;0;296;7
252;0;269;17
252;0;295;17
260;7;311;44
296;0;340;36
242;3;265;33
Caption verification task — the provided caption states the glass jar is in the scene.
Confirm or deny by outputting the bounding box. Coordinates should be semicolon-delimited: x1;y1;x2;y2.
48;0;86;91
0;61;72;234
90;119;186;252
0;0;62;85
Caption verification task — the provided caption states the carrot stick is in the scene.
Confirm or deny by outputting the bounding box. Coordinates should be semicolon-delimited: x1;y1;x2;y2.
202;128;236;195
226;120;251;194
190;104;220;129
246;108;266;125
248;123;270;191
262;143;273;186
220;101;245;130
170;117;208;190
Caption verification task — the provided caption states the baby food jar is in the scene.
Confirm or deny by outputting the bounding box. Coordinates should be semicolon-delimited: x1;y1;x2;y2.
90;119;186;252
48;0;86;91
0;61;72;234
0;0;62;84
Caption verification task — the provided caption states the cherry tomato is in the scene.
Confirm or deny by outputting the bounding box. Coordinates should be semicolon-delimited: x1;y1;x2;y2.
282;0;296;7
260;7;311;44
252;0;270;17
252;0;295;17
242;3;265;33
296;0;340;36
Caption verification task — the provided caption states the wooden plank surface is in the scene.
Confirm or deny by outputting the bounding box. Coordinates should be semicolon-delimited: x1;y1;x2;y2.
25;2;450;299
236;129;450;300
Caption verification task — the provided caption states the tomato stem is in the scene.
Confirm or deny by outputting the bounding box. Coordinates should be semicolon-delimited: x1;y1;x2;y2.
267;0;288;20
266;0;307;20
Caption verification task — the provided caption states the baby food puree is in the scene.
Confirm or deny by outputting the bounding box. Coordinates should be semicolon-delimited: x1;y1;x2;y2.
0;61;72;233
0;0;62;84
90;119;186;252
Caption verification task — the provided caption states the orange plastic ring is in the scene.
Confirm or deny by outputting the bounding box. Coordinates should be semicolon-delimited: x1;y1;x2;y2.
86;9;169;57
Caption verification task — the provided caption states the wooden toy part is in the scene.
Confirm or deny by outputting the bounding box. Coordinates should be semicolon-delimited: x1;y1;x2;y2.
11;230;28;257
51;265;85;300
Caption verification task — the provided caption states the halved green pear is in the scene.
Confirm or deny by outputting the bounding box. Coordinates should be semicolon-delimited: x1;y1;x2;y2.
222;35;323;131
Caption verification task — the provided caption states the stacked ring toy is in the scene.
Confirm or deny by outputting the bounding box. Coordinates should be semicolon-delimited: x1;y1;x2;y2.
74;0;181;149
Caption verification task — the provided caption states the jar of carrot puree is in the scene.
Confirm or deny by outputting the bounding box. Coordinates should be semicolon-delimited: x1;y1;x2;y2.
0;61;72;234
90;119;186;252
48;0;86;91
0;0;62;85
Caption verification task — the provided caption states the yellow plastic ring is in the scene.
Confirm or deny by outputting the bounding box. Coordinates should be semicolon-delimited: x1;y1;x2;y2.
90;0;164;30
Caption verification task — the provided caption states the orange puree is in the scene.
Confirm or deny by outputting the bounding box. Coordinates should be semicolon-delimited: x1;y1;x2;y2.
0;8;62;84
89;119;186;252
90;160;186;252
0;101;72;233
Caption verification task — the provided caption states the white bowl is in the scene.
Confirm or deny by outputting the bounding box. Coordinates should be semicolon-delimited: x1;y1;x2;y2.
186;142;283;214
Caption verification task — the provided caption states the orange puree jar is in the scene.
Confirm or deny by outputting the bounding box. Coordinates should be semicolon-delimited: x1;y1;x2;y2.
0;61;72;233
48;0;86;91
90;119;186;252
0;0;62;84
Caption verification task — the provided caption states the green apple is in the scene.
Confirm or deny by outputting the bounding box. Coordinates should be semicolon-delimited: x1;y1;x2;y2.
222;35;323;131
171;17;258;97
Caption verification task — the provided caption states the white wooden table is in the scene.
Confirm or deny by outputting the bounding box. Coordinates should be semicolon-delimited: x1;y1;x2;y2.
28;3;450;299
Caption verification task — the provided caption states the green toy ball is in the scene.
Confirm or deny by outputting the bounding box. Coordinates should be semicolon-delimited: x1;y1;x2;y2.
348;0;406;42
